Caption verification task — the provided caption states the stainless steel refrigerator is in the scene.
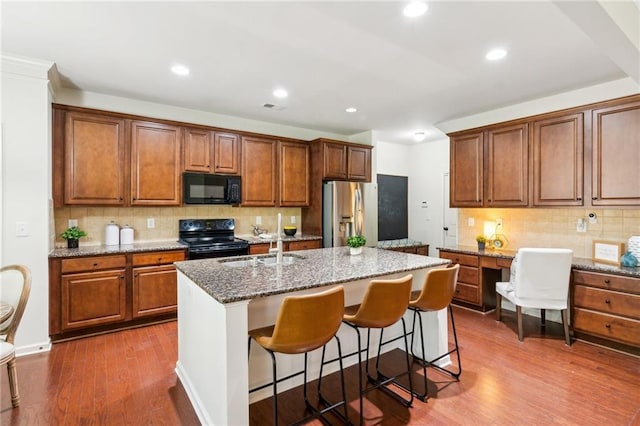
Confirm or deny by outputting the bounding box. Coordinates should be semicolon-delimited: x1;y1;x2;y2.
322;181;365;247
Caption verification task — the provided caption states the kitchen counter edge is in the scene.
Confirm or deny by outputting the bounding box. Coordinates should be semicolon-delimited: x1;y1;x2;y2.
49;241;187;258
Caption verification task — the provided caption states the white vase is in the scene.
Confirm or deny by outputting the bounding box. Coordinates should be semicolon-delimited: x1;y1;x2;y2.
350;246;363;256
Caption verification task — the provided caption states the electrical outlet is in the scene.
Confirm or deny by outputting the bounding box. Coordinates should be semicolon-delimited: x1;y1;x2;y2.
256;216;262;225
576;219;587;232
68;219;78;228
468;217;475;227
147;218;155;229
291;216;296;224
15;221;29;237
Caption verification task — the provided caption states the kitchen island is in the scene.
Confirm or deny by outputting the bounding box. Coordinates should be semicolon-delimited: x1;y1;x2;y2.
174;247;450;425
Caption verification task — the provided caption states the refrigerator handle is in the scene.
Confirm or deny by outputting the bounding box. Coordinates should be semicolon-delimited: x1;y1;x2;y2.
354;185;363;236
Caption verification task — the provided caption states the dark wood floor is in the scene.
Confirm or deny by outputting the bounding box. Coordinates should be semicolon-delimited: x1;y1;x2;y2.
2;307;639;425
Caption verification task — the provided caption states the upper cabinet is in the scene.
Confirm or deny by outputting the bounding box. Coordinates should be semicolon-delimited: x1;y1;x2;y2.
450;132;484;207
241;136;277;206
323;143;347;179
279;141;310;207
316;139;372;182
62;111;127;205
592;101;640;206
130;121;182;206
183;128;240;175
532;113;584;206
486;123;528;207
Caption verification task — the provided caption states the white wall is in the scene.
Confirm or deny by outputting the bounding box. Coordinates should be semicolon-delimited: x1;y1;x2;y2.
1;55;54;354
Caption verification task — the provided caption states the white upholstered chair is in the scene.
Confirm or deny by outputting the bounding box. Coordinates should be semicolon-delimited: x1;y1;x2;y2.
1;265;32;408
495;248;573;345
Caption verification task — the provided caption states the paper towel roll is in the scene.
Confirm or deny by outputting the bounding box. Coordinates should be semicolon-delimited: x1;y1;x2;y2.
105;221;119;246
120;225;134;245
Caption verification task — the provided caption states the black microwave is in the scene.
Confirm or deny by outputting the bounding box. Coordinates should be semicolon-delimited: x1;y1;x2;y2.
183;173;241;205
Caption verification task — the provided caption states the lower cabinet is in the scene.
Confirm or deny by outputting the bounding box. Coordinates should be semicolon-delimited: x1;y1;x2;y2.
439;251;480;306
382;245;429;256
50;249;185;340
248;239;322;255
572;270;640;351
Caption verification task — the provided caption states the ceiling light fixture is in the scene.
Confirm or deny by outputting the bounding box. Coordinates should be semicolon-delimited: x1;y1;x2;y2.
273;88;288;98
485;48;507;61
413;132;426;142
345;107;357;113
171;64;190;76
403;2;428;17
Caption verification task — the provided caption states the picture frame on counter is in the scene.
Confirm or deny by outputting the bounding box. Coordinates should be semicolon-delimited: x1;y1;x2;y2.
592;240;625;265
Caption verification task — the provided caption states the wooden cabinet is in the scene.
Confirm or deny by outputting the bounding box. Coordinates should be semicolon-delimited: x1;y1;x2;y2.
49;249;186;340
317;139;372;182
248;239;322;255
241;136;277;206
591;100;640;206
132;250;184;318
381;245;429;256
439;251;480;305
450;132;484;207
59;255;127;330
486;123;528;207
131;121;182;205
183;128;240;175
572;270;640;350
532;113;584;206
279;141;309;206
63;111;127;205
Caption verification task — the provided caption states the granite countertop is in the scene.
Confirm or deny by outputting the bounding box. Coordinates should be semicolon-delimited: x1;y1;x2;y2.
49;240;187;258
237;233;322;244
437;245;640;278
175;247;450;304
377;239;428;248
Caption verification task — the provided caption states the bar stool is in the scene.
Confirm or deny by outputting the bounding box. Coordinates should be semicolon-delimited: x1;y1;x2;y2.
407;264;461;401
341;274;414;425
248;285;348;426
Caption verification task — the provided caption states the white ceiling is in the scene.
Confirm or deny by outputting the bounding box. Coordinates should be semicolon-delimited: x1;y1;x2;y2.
2;1;639;144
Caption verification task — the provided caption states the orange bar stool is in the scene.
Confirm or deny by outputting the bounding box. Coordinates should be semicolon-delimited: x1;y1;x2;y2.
341;274;414;425
407;264;461;401
248;285;348;426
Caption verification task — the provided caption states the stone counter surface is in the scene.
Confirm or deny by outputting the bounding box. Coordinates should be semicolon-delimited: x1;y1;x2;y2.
438;245;640;278
237;233;322;244
175;247;450;304
49;240;187;258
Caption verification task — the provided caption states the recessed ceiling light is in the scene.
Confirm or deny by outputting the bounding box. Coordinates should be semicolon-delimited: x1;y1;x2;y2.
403;2;428;17
413;132;427;142
273;88;288;98
486;48;507;61
345;107;357;113
171;64;190;76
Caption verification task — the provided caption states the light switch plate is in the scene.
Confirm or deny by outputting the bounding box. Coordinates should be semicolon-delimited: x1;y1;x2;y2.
256;216;262;225
68;219;78;228
147;218;155;229
16;221;29;237
468;217;475;227
290;216;296;224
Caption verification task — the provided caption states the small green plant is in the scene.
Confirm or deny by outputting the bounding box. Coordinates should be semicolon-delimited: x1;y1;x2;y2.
60;226;87;240
346;235;366;248
475;235;487;243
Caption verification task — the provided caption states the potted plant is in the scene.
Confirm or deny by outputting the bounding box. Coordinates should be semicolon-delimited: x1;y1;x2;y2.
476;235;487;251
346;235;366;256
60;226;87;249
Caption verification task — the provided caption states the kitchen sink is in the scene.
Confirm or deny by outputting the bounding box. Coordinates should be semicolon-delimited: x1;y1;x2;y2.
219;253;305;267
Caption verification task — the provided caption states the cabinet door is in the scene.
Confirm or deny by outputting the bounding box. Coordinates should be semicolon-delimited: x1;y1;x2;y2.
241;137;277;206
592;101;640;206
61;269;127;330
184;128;212;172
286;240;321;251
64;112;126;205
450;132;484;207
132;265;178;318
347;146;372;181
249;244;271;255
323;143;348;179
214;132;240;174
131;121;182;205
279;141;309;206
532;113;584;206
486;124;528;206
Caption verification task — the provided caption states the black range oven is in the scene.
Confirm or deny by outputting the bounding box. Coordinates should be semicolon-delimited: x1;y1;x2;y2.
178;218;249;260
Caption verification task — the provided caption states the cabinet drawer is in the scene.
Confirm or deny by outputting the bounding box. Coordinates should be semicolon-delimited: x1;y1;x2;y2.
573;285;640;320
453;282;479;304
440;251;478;267
573;308;640;347
132;250;185;266
286;240;322;251
458;265;479;285
416;246;429;256
573;270;639;294
249;244;271;255
61;255;126;273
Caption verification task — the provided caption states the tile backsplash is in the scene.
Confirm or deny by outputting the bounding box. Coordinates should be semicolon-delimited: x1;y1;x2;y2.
54;206;302;246
458;208;640;258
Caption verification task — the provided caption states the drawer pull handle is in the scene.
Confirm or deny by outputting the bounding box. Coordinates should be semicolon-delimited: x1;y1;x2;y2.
604;299;611;304
604;279;611;284
158;257;163;262
605;323;611;329
93;262;98;267
120;275;125;279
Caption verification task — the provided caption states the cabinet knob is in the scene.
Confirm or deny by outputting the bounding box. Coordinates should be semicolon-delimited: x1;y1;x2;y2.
93;262;98;267
605;323;611;329
592;196;598;200
604;298;611;304
604;279;611;284
158;257;163;262
577;197;582;201
120;275;125;279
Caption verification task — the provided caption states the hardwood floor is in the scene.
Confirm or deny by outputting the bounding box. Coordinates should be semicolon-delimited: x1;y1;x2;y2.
2;307;639;425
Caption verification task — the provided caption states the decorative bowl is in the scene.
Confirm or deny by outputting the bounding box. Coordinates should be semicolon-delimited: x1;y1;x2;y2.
283;226;297;236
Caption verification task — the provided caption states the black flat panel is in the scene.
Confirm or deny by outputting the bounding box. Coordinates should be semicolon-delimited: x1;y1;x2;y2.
377;174;408;241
